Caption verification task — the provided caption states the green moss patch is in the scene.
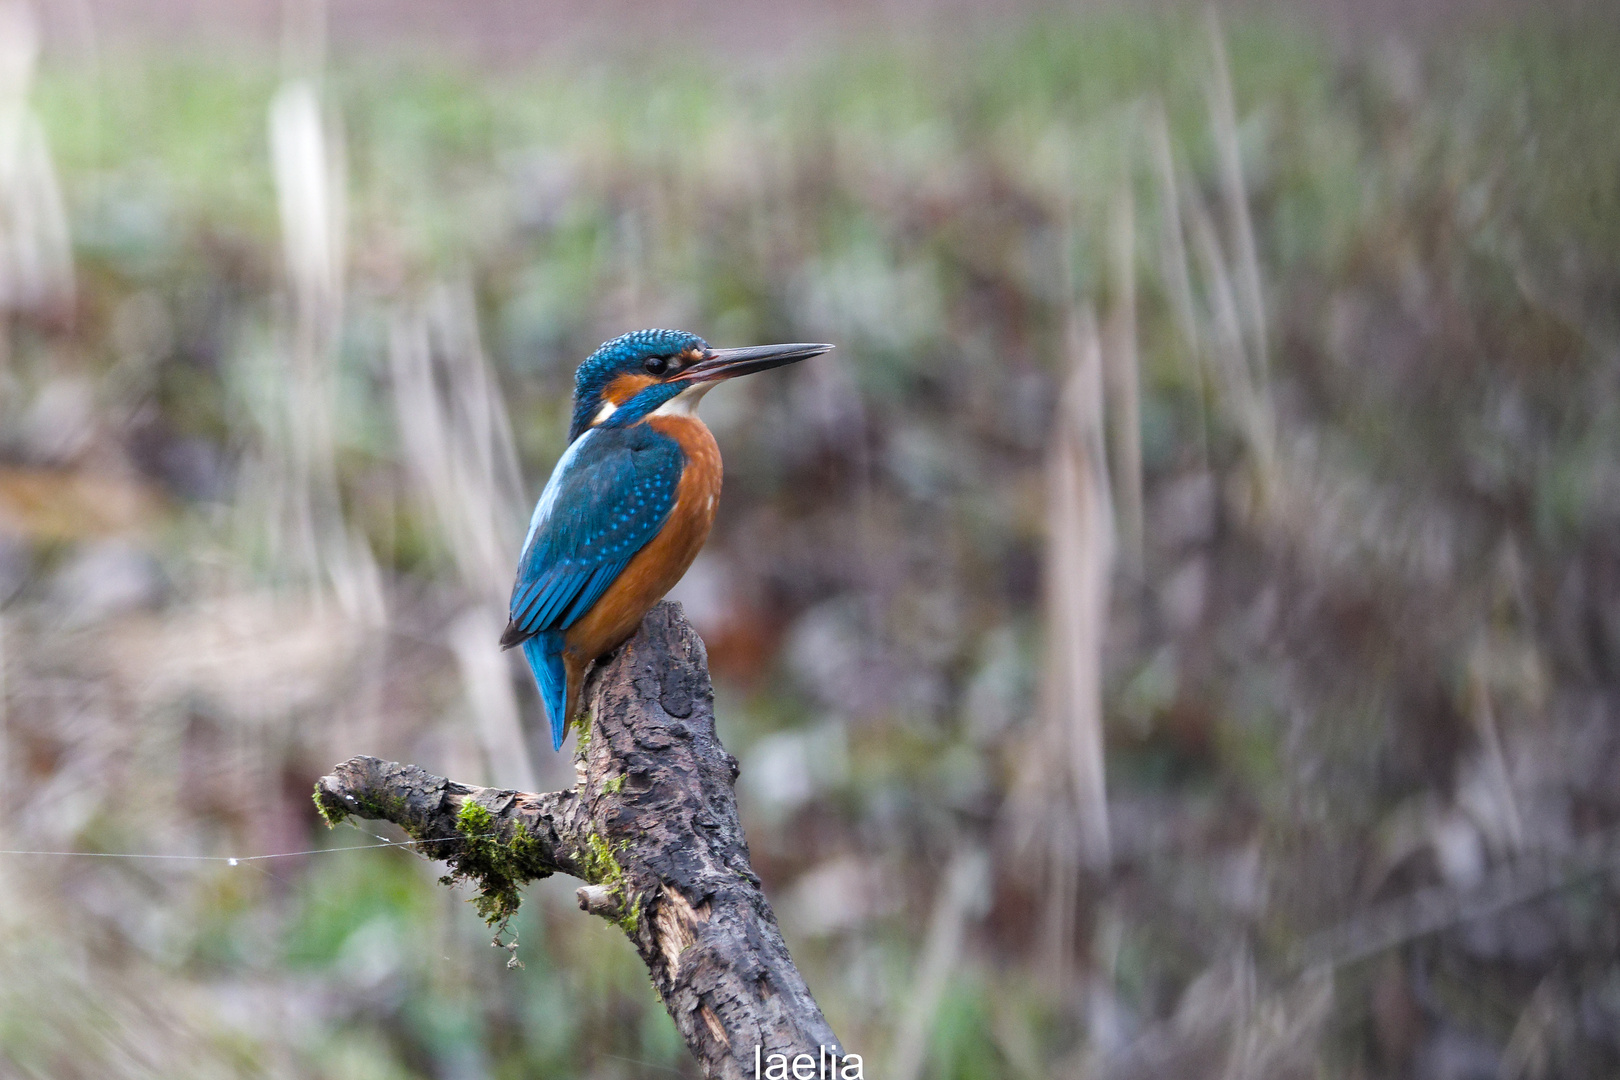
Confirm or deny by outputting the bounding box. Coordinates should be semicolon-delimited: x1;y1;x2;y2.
575;831;642;935
439;800;553;929
311;786;415;833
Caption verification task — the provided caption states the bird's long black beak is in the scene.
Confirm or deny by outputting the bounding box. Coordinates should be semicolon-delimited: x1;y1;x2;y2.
677;342;833;383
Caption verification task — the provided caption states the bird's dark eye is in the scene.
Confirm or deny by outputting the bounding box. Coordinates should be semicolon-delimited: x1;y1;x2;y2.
643;355;669;375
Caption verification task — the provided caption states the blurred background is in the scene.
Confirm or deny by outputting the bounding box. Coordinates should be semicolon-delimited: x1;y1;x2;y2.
1;0;1617;1077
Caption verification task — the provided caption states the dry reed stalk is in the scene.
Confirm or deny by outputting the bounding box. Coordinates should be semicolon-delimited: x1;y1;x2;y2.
387;284;525;599
888;847;991;1080
1201;17;1278;501
448;607;535;792
0;0;73;323
1004;302;1117;991
270;79;344;336
1206;10;1270;390
1185;183;1274;472
1466;650;1527;853
1106;183;1143;574
1150;27;1279;507
1046;305;1115;872
387;283;536;786
1147;103;1212;472
254;68;383;622
1141;20;1280;517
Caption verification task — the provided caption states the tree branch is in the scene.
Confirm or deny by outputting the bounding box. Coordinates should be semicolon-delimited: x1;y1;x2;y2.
314;602;848;1080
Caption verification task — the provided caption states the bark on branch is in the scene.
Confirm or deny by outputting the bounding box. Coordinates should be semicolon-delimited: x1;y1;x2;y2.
314;602;846;1080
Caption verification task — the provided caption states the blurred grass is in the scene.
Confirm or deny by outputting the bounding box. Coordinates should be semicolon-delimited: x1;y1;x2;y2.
1;8;1618;1079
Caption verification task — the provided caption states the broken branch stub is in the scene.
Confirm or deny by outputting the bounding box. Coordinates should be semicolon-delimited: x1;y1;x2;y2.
314;602;846;1080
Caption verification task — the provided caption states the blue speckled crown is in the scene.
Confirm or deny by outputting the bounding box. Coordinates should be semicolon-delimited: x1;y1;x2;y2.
570;329;708;441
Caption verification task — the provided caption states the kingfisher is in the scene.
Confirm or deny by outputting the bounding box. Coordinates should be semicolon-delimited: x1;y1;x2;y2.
504;329;833;750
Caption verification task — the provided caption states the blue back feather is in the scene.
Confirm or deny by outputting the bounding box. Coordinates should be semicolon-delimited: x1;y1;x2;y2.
510;421;686;744
521;633;571;750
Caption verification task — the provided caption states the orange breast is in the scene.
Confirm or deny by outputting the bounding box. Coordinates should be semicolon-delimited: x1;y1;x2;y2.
562;414;722;665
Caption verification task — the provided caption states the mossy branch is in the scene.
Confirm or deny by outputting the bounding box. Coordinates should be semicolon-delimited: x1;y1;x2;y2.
312;602;847;1080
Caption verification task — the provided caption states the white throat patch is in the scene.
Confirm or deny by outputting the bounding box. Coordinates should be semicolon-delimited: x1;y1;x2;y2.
650;381;715;418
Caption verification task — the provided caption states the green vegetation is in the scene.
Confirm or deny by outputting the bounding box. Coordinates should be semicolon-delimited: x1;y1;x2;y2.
575;832;642;935
440;800;553;928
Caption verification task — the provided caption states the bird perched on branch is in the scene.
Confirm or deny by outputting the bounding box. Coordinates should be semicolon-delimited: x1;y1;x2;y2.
504;330;832;751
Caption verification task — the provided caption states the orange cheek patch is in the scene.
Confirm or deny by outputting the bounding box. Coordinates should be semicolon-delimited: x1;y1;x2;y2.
604;373;658;405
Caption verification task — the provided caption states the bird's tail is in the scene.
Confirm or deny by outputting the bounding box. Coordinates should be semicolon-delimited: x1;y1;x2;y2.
521;631;571;751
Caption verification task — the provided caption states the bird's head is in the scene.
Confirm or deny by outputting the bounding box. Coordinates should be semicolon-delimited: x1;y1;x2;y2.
569;329;832;441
